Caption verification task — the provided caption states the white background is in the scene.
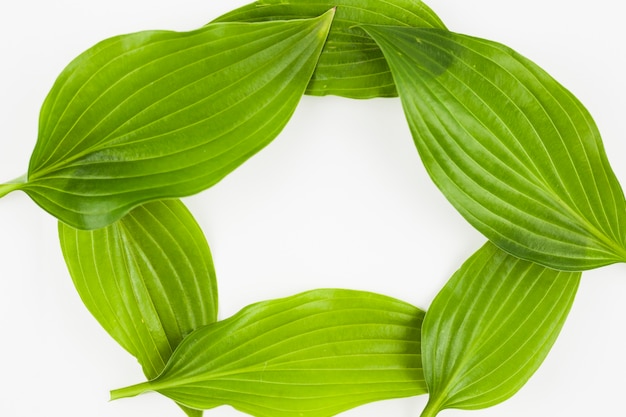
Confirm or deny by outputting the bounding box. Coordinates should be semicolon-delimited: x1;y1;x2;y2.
1;1;625;416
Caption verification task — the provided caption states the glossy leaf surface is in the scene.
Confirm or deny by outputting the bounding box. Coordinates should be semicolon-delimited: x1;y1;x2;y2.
59;199;217;417
111;289;426;417
214;0;445;98
420;243;580;416
19;12;333;230
364;25;626;270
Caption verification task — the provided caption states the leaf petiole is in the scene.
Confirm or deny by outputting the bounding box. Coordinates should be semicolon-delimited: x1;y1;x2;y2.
420;397;443;417
0;174;27;198
110;381;153;401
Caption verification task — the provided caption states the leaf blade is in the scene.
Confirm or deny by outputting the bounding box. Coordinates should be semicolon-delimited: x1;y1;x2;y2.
214;0;445;98
58;199;217;408
363;25;626;270
26;12;334;229
111;289;427;417
420;242;580;415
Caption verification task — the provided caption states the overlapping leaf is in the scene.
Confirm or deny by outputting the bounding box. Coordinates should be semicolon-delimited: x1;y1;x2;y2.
8;12;334;230
59;199;217;417
111;289;426;417
419;243;580;416
364;25;626;270
214;0;445;98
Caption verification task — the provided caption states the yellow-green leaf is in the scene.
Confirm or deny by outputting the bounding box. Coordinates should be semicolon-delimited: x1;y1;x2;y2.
420;243;580;416
111;289;426;417
59;199;217;417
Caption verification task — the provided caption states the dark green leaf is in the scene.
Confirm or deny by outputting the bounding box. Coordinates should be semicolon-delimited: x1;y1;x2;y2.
59;199;217;417
214;0;445;98
111;289;426;417
420;243;580;416
14;12;334;229
363;25;626;270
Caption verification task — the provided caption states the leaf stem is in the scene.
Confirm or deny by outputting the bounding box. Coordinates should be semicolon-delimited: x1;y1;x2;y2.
110;381;153;401
420;397;443;417
0;174;27;198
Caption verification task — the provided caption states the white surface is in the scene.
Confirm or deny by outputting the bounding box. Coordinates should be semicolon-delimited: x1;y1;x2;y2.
0;1;624;416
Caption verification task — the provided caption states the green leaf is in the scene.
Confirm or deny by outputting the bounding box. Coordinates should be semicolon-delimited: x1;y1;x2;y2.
12;12;334;230
419;242;580;416
214;0;445;98
59;199;217;417
363;25;626;270
110;289;426;417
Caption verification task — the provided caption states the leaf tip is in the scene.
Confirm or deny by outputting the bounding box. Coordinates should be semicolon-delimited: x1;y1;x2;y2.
319;6;337;26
